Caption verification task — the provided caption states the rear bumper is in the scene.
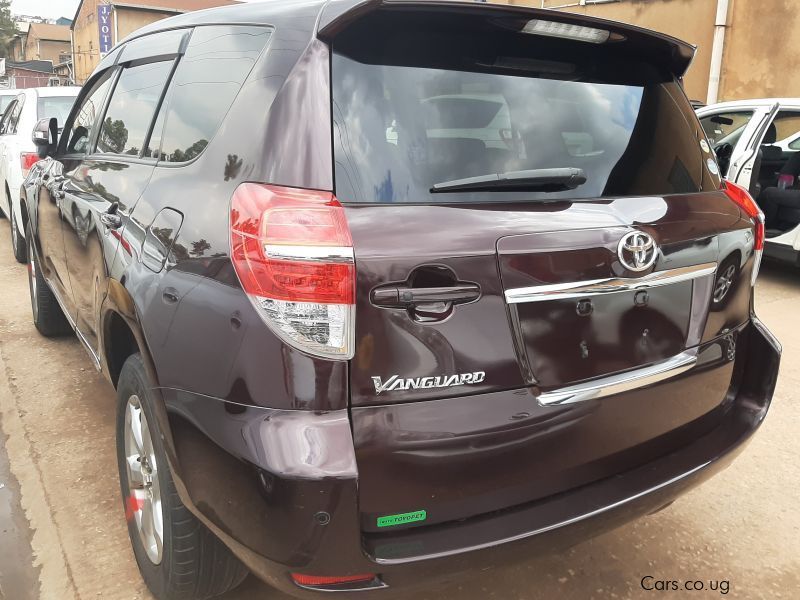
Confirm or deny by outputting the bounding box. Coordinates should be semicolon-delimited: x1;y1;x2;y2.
163;318;779;598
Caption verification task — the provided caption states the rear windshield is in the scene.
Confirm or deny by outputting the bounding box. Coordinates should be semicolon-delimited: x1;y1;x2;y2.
332;29;718;203
38;96;75;125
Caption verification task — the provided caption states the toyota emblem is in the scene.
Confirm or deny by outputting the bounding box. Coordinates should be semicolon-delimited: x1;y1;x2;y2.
618;231;658;272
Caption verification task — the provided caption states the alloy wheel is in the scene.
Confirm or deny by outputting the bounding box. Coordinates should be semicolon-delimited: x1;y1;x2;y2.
713;264;736;303
124;394;164;565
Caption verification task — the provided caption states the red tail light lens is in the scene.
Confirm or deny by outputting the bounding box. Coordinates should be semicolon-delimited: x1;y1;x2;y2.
20;152;39;177
230;184;355;359
723;180;764;250
291;573;376;587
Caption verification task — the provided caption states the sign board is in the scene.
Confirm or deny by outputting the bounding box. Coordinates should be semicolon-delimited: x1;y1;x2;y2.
98;4;113;55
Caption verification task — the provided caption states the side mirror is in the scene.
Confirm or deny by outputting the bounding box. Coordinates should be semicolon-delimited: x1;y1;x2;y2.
32;118;58;159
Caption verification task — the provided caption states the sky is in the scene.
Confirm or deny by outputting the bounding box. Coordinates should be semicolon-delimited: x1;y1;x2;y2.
9;0;263;20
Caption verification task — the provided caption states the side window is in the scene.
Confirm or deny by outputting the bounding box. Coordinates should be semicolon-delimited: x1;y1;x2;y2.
7;94;25;135
699;111;754;147
0;99;17;135
158;25;271;163
96;60;173;156
770;111;800;148
64;69;115;155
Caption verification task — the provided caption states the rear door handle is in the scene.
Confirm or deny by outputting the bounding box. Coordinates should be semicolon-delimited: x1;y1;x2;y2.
372;284;481;308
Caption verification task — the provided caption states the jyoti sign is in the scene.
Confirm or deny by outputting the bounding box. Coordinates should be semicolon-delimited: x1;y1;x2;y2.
98;4;113;54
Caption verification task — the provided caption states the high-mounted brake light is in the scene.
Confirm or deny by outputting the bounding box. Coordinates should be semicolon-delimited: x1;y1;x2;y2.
522;19;611;44
723;180;764;284
20;152;38;177
230;184;355;359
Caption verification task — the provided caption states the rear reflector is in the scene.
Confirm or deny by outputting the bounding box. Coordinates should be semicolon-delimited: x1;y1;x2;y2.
230;184;355;359
722;180;764;284
20;152;38;177
291;573;376;587
522;19;610;44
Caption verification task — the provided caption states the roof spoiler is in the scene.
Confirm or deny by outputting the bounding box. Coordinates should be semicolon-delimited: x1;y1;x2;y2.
317;0;696;77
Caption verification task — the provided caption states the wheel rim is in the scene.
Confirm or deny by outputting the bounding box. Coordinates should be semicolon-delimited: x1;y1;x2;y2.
713;264;736;303
124;395;164;565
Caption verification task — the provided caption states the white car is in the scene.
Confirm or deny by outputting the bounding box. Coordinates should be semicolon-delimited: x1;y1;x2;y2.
0;86;80;262
697;98;800;267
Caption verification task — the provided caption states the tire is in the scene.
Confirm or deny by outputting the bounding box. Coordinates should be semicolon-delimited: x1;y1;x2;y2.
9;199;27;263
116;354;248;600
26;227;71;337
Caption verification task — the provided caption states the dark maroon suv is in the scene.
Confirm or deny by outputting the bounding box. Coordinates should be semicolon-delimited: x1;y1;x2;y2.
20;1;780;598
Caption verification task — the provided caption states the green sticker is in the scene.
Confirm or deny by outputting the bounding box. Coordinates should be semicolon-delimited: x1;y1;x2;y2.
376;510;427;528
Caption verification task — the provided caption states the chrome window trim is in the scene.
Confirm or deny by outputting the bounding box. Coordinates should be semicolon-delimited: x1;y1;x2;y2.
504;262;717;304
536;350;698;406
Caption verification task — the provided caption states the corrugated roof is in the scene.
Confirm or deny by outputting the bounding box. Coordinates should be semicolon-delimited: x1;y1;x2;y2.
27;22;71;42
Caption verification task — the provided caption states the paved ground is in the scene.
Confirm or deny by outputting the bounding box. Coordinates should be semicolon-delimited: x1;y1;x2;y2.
0;220;798;600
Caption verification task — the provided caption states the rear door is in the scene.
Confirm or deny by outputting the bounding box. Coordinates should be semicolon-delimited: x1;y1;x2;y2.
331;12;756;533
61;31;183;358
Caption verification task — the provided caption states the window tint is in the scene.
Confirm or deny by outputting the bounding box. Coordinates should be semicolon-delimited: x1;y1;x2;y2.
700;111;754;147
771;112;800;145
38;96;76;125
97;60;173;156
7;94;25;135
0;99;17;135
159;25;270;163
65;70;115;154
0;95;13;113
333;53;713;204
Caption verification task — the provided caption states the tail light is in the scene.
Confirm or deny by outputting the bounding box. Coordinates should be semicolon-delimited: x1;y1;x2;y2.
723;180;764;284
20;152;38;177
230;184;355;359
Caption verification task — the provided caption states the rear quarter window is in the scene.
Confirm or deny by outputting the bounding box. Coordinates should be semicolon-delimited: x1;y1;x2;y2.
155;25;271;164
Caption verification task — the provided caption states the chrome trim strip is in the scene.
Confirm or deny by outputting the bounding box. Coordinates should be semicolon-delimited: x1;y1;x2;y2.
264;244;354;264
504;262;717;304
536;350;698;406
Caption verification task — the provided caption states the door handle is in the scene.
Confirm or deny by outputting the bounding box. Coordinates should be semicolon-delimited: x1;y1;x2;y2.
100;212;122;229
371;284;481;308
100;203;122;229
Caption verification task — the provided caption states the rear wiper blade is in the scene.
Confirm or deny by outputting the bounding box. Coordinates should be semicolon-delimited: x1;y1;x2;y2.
430;168;587;194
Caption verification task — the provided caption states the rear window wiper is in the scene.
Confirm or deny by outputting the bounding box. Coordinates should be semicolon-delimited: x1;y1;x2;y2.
430;168;587;194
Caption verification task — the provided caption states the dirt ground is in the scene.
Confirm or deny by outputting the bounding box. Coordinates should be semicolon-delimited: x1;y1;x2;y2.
0;221;798;600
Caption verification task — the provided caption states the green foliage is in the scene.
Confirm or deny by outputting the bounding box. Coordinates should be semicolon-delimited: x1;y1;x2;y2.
0;1;16;59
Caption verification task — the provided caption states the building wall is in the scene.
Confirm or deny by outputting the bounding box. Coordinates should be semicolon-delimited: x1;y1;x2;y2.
72;0;103;84
114;7;173;40
23;36;70;66
720;0;800;101
72;2;176;83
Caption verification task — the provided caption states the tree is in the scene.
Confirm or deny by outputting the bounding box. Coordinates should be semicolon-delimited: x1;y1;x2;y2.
0;1;16;59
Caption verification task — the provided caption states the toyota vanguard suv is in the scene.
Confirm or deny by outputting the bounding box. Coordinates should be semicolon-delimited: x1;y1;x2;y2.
19;1;780;598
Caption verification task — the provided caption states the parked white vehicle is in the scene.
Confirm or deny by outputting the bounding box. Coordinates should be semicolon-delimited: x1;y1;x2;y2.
697;98;800;266
0;86;80;262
